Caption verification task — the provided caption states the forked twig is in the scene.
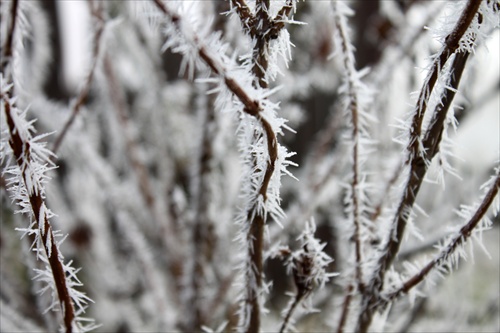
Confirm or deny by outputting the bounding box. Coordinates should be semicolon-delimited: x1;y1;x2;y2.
357;1;483;331
381;168;499;305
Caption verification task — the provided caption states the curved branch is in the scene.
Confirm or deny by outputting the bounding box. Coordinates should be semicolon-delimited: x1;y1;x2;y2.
381;169;499;305
151;2;294;331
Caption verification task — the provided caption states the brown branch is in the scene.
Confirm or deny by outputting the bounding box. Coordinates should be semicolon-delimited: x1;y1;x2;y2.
251;0;271;88
230;0;256;37
374;52;470;253
2;94;75;333
279;292;306;333
244;1;280;330
271;0;294;36
356;1;482;331
151;2;294;331
422;52;469;159
368;2;447;225
336;284;354;333
334;5;365;295
0;0;19;73
244;120;277;332
154;2;266;329
152;1;263;117
331;8;367;332
382;169;500;305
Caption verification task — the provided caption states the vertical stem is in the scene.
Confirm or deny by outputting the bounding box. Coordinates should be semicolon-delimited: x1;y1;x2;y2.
337;284;353;333
332;3;367;330
279;293;305;333
150;2;291;331
252;0;271;88
0;0;19;73
3;95;75;333
245;1;272;331
356;1;481;331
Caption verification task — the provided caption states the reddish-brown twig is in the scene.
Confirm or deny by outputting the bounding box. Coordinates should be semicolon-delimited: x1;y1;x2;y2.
2;93;75;333
356;1;482;331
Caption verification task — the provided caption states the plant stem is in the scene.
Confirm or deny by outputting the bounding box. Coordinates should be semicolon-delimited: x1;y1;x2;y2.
3;94;75;333
356;1;482;331
383;169;500;304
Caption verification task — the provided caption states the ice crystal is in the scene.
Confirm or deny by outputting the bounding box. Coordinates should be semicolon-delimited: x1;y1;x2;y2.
1;81;96;332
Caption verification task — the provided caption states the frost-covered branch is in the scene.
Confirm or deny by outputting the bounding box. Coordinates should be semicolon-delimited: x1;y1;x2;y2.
357;1;486;331
0;3;96;331
151;1;296;332
231;0;255;36
422;52;469;160
152;0;266;116
331;2;373;331
382;168;500;305
386;0;481;264
236;1;281;330
270;221;335;333
1;88;95;333
332;0;370;294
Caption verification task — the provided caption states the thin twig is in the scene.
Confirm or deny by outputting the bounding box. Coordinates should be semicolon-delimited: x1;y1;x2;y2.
151;1;290;331
336;284;353;333
241;0;292;329
52;2;105;154
381;169;499;304
0;0;19;74
279;293;306;333
230;0;255;36
368;1;447;224
1;0;19;67
333;1;365;295
2;93;75;333
357;1;482;331
330;6;371;331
